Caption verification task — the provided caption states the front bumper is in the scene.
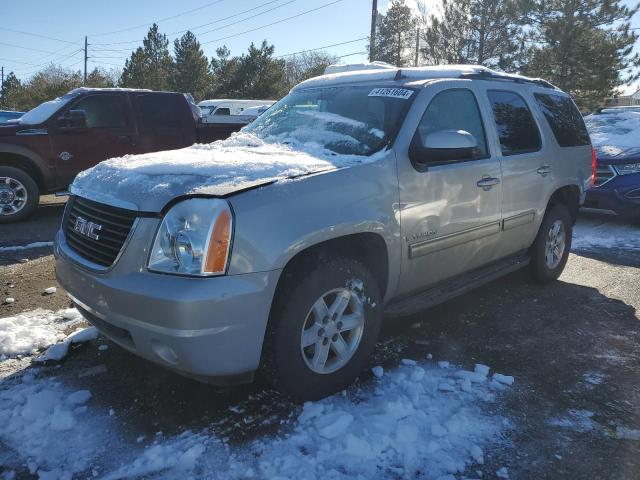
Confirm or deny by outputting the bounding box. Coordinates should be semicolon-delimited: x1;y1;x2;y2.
585;172;640;218
54;227;281;384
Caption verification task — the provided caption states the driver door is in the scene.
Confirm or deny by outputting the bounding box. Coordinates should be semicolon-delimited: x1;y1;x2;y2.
396;82;503;296
50;94;136;187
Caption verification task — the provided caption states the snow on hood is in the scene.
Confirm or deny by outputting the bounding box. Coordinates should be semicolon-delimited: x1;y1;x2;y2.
72;132;386;212
585;111;640;149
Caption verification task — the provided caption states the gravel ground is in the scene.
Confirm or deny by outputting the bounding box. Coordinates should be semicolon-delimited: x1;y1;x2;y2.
0;203;639;479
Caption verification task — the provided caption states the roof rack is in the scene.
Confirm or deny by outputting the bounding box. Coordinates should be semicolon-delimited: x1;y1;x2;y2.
458;70;556;89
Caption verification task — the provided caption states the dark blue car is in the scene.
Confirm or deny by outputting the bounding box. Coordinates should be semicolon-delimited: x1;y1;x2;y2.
585;109;640;223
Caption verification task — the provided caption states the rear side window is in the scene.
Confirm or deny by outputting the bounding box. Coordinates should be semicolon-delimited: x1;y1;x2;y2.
416;88;488;159
534;93;590;147
488;90;541;156
136;94;182;127
72;95;126;128
214;107;231;116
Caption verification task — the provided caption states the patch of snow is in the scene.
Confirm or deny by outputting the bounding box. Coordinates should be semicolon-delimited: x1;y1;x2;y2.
0;308;83;357
572;220;640;251
493;374;515;386
34;327;98;363
72;131;388;209
3;297;15;304
438;361;450;368
585;111;640;148
497;466;510;478
548;409;596;432
0;241;53;252
616;426;640;440
371;366;384;378
401;358;417;366
583;372;605;386
43;287;57;295
475;364;490;377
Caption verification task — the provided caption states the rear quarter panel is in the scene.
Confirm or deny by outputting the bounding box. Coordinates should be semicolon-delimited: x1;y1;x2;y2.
227;152;402;301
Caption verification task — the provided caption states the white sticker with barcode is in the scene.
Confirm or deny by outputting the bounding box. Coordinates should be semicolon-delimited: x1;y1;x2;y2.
368;87;414;99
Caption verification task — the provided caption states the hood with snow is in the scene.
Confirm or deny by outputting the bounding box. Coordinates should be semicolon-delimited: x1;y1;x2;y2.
71;132;384;212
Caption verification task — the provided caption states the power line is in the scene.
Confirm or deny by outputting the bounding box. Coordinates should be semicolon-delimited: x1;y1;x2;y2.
91;0;227;37
0;41;80;56
0;27;81;46
200;0;346;46
90;0;300;47
277;37;368;58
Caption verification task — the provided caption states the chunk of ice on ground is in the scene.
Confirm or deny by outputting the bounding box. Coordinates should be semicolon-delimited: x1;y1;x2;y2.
35;327;98;363
438;361;450;368
315;411;354;439
43;287;57;295
474;364;490;376
401;358;417;366
616;426;640;440
471;445;484;464
371;366;384;378
3;297;15;304
493;373;515;385
497;466;509;478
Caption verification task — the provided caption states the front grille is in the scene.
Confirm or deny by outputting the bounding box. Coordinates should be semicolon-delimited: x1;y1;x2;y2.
593;165;616;187
64;196;137;267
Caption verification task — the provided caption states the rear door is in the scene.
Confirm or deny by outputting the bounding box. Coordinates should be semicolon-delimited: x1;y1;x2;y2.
50;93;135;186
132;93;196;153
396;81;503;296
476;87;552;256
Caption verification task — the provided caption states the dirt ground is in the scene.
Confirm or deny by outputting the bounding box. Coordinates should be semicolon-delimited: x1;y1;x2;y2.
1;201;639;479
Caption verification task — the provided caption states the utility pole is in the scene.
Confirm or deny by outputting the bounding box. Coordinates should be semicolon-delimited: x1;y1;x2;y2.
414;27;420;67
83;36;88;85
369;0;377;62
1;66;4;99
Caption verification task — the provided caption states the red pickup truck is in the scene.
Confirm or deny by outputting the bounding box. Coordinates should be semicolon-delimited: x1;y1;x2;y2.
0;88;250;222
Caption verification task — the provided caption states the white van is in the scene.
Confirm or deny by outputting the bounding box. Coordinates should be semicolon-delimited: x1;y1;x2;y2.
198;99;275;123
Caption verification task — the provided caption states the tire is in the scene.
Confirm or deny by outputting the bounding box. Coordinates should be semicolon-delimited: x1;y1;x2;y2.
529;203;573;284
0;166;39;223
262;256;383;401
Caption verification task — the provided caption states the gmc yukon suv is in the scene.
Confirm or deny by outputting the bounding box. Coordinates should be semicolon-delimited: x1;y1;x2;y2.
55;66;593;401
0;88;248;222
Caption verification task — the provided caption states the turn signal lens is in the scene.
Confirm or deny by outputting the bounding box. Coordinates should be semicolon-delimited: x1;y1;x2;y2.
204;209;231;274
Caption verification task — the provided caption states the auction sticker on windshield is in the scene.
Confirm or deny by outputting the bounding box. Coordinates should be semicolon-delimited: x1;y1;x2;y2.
368;88;414;99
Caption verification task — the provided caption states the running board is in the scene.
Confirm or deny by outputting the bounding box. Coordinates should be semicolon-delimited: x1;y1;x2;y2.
55;191;70;197
384;254;530;318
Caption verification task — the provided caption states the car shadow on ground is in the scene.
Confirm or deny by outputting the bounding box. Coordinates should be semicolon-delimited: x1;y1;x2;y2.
3;265;639;479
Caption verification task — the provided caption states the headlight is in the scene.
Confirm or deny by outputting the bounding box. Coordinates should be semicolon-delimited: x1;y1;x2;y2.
148;198;232;276
615;163;640;175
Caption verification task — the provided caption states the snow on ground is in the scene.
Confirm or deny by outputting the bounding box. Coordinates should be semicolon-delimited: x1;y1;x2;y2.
0;358;514;479
572;219;640;251
0;309;84;358
0;241;53;253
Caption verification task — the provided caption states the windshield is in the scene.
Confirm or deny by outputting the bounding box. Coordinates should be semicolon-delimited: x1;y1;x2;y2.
244;85;416;156
18;91;77;125
585;111;640;147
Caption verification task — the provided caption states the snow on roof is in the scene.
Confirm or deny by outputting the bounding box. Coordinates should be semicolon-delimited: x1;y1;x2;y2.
613;83;640;97
67;87;153;94
296;64;556;90
323;61;396;75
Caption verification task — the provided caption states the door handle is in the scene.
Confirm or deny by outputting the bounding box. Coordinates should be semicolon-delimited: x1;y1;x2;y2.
537;165;552;176
476;176;500;190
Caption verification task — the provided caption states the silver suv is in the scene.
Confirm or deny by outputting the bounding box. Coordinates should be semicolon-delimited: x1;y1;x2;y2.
55;66;593;400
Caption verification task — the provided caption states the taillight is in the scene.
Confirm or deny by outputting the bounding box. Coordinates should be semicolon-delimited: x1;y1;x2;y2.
591;146;597;187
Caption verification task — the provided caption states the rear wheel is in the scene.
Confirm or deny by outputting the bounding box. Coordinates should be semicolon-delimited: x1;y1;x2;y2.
0;166;39;223
263;257;382;401
529;203;573;284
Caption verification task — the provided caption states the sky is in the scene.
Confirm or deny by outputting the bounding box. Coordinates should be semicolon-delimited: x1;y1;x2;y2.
0;0;638;86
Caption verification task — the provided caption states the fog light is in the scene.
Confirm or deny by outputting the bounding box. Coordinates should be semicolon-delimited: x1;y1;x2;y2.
151;340;179;365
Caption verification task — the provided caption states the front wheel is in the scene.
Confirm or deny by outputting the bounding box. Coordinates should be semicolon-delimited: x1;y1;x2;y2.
0;166;39;223
262;257;382;401
529;204;573;284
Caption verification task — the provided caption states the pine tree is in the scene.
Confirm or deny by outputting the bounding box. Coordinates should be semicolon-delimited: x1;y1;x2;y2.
522;0;639;109
419;0;523;69
234;41;287;98
209;46;239;97
120;24;174;90
373;0;418;67
172;31;211;100
0;72;24;110
85;67;117;88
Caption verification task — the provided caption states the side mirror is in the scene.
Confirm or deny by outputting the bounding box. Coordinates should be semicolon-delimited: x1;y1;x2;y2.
56;109;88;131
409;130;478;168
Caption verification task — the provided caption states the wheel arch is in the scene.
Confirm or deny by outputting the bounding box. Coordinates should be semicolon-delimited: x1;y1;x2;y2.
546;184;581;224
275;232;390;302
0;147;48;191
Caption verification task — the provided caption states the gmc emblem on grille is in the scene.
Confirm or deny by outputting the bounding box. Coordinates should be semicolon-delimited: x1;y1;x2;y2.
74;216;102;240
